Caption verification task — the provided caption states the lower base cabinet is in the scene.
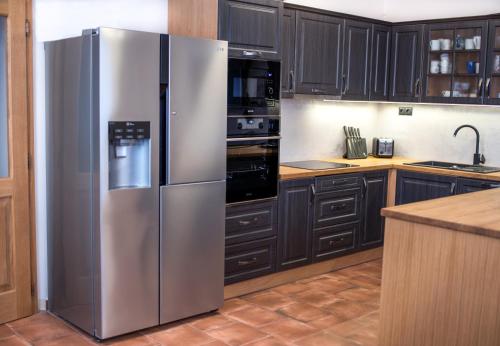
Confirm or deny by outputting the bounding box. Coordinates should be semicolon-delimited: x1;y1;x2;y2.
312;222;358;261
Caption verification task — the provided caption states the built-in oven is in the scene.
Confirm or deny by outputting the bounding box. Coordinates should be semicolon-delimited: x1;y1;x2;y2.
226;117;280;204
228;58;280;116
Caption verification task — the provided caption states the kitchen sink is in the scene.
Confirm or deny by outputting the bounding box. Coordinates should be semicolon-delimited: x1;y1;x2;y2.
405;161;500;174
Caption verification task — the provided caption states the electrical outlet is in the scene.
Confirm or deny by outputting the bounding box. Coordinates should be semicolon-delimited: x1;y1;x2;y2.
399;106;413;116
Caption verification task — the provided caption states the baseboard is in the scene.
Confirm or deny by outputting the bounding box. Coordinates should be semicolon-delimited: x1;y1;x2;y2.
223;247;383;300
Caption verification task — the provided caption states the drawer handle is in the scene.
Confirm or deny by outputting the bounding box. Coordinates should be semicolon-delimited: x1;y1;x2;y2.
242;50;262;57
238;257;258;266
238;217;258;226
329;238;344;246
330;203;348;211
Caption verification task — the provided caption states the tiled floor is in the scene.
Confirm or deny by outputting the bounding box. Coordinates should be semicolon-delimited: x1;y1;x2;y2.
0;259;382;346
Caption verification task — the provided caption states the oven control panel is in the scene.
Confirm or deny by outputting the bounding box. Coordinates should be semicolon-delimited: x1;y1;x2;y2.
227;116;280;137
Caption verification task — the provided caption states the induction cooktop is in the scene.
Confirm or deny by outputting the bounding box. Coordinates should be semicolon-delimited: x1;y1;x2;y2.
281;160;359;170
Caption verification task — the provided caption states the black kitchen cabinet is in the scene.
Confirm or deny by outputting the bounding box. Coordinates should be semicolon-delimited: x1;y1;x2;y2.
312;222;358;262
485;19;500;105
422;21;488;104
281;8;296;97
390;24;424;102
313;188;362;229
456;178;500;194
396;170;457;205
294;11;344;95
277;178;314;270
218;0;283;59
359;171;388;249
341;20;372;100
370;24;391;100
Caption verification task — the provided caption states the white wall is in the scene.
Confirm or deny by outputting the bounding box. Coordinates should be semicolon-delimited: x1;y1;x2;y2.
33;0;168;306
285;0;500;21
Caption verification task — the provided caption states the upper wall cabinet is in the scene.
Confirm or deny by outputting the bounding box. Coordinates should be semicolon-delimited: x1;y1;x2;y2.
485;19;500;105
281;8;296;97
341;20;372;100
295;11;344;95
218;0;283;60
370;24;391;100
422;21;488;104
390;24;424;102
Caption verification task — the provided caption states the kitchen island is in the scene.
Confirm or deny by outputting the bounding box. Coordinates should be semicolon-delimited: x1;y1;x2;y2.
379;188;500;346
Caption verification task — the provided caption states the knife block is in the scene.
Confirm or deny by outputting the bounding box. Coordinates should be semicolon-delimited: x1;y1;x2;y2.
344;138;368;159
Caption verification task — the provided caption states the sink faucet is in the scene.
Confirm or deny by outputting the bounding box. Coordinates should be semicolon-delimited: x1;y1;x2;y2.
453;124;485;165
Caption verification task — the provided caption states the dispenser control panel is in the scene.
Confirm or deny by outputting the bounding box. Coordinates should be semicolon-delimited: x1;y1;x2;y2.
109;121;150;141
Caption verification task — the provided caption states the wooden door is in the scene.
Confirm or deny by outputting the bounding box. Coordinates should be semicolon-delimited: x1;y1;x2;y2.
370;24;391;100
485;19;500;105
390;24;424;102
277;179;313;271
0;0;33;323
281;8;295;97
341;20;371;100
359;171;388;249
295;11;343;95
395;171;457;205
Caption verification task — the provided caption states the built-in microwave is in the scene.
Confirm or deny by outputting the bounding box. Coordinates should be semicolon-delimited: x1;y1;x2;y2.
227;58;280;116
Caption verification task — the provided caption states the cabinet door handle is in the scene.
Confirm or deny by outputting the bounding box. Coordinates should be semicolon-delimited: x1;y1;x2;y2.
480;183;500;189
330;203;347;211
329;238;344;246
342;75;347;95
289;70;295;92
450;182;456;194
414;78;421;97
310;184;316;205
486;78;491;98
311;88;325;93
478;78;484;97
362;177;368;199
242;50;262;57
238;257;258;266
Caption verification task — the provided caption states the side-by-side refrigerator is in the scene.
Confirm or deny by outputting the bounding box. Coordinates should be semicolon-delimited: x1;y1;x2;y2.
45;28;227;339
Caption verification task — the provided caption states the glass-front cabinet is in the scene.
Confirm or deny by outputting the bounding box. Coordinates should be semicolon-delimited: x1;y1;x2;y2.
423;21;488;104
485;19;500;105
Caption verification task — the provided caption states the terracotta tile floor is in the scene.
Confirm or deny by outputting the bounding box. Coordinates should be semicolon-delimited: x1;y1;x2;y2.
0;260;382;346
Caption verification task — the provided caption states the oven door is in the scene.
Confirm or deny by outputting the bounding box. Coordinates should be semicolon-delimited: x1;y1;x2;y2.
228;59;280;116
226;137;279;204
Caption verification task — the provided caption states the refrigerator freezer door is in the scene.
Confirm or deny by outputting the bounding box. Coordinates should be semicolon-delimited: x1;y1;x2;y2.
96;28;160;339
167;36;228;184
160;181;225;324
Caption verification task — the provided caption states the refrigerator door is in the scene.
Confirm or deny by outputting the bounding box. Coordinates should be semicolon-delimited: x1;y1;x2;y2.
96;28;160;339
160;181;225;324
167;36;228;184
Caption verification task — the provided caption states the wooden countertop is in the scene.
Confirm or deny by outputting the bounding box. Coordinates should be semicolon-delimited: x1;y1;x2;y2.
279;156;500;182
381;188;500;239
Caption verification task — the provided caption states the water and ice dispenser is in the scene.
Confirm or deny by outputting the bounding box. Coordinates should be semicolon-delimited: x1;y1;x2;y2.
108;121;151;190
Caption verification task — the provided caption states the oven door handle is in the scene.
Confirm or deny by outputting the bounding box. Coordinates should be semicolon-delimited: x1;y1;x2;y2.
227;136;281;142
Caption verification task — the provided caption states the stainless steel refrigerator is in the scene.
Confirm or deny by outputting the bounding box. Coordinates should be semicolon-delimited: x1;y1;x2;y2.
45;28;227;339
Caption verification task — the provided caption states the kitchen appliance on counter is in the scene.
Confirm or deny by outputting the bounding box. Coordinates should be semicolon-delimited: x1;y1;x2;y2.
281;160;359;170
343;126;367;159
226;116;280;203
46;28;227;339
228;58;280;116
372;138;395;158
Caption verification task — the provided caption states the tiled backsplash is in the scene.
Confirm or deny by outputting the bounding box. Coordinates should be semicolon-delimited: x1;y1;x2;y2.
281;97;500;166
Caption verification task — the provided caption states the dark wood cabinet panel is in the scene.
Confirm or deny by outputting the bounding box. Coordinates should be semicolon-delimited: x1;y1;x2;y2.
218;0;283;59
456;178;500;194
359;171;387;249
312;222;358;262
485;19;500;105
396;171;457;205
315;173;362;192
277;178;313;270
295;11;344;95
370;24;391;100
225;237;277;284
390;24;424;102
313;188;362;229
342;20;372;100
226;198;277;245
281;8;296;97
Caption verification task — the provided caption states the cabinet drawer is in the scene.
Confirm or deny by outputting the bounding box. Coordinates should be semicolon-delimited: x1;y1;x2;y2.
313;188;361;228
225;237;277;285
226;199;277;245
315;174;362;192
313;223;357;262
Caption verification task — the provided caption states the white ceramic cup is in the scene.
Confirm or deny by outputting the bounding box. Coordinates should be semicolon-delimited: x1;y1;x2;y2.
465;38;475;50
473;36;481;49
430;60;440;74
475;62;480;74
441;90;451;97
440;61;449;74
430;39;441;51
440;39;451;50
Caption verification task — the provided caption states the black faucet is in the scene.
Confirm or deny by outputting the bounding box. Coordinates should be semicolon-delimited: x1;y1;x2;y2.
453;124;485;165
